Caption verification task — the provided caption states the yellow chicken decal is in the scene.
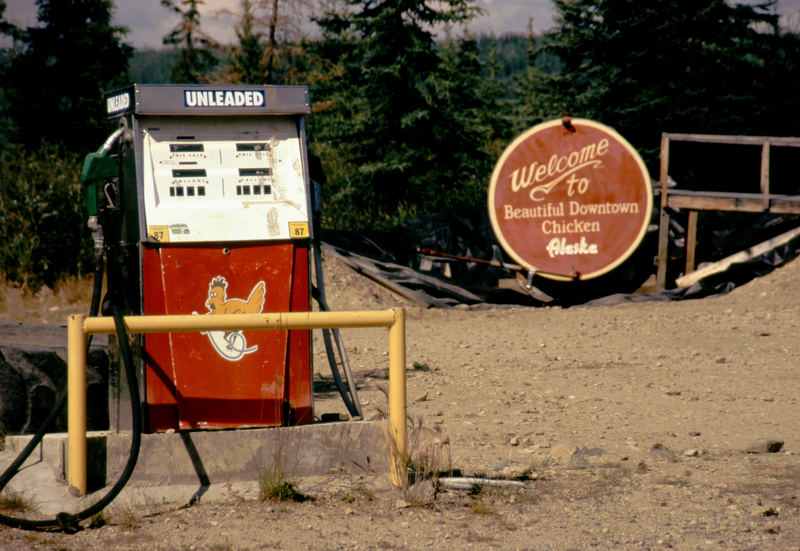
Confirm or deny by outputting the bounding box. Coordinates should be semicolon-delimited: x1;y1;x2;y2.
205;276;265;315
200;276;266;361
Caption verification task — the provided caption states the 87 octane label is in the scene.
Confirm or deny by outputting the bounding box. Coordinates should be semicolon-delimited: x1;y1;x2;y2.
148;225;170;242
289;222;309;239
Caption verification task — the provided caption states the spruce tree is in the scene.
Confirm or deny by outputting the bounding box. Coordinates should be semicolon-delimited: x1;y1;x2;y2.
309;0;484;227
524;0;783;167
0;0;132;152
216;0;267;83
161;0;219;83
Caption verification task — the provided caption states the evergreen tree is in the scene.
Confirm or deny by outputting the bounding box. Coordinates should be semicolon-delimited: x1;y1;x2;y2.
433;35;501;206
524;0;784;167
0;0;18;39
129;48;180;84
205;0;315;85
161;0;219;83
236;0;267;83
0;0;19;155
215;0;267;83
309;0;484;227
259;0;316;84
0;0;132;152
762;19;800;139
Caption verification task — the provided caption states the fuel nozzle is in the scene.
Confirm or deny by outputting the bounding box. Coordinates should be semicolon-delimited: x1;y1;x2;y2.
82;128;125;254
81;144;120;217
87;215;104;257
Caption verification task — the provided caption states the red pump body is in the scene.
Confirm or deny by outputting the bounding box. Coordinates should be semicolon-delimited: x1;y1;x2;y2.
141;243;311;431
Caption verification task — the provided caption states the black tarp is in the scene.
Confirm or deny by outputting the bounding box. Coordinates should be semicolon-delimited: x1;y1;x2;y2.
321;206;800;308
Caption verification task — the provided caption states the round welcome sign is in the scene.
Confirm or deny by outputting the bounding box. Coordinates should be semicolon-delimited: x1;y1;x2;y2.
488;119;652;281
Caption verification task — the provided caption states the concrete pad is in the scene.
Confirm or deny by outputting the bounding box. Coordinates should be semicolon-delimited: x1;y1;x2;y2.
1;420;389;516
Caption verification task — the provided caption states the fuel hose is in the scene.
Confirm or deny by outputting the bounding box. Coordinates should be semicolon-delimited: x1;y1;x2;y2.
0;297;143;531
0;127;143;531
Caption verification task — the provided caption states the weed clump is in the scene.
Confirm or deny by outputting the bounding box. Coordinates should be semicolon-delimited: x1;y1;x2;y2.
258;472;308;503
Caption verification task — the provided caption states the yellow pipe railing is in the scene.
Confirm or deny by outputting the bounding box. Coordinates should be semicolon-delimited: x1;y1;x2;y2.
67;308;407;495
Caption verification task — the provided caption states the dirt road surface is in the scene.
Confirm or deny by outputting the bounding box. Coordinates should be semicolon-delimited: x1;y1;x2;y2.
1;251;799;550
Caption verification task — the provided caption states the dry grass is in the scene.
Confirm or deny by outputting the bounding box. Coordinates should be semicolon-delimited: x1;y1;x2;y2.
383;415;452;506
0;276;95;324
0;492;30;513
255;435;310;503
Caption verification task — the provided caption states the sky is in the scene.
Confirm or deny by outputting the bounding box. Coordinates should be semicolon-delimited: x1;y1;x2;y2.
3;0;800;50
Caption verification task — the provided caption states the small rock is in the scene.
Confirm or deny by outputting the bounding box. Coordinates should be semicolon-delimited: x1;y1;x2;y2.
503;466;534;480
395;499;411;509
688;431;701;437
567;453;592;469
549;443;577;464
650;443;677;462
683;449;700;457
569;447;621;469
408;479;436;504
509;436;520;446
745;439;784;454
763;521;780;534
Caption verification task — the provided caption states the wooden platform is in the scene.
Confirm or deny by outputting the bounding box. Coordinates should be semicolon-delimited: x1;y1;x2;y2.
655;133;800;290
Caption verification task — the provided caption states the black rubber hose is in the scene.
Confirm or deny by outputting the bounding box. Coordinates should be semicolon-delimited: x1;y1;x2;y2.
0;253;104;526
311;239;362;418
0;252;104;488
0;286;143;531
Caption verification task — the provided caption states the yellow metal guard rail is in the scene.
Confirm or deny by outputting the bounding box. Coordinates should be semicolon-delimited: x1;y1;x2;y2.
67;309;407;495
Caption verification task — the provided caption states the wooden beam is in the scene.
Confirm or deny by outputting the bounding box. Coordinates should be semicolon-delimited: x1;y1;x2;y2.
760;142;770;210
685;210;698;275
667;194;767;212
770;197;800;214
665;190;800;213
675;225;800;288
655;134;671;291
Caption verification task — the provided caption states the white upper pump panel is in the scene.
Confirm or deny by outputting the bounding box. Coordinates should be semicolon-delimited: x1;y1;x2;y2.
141;117;309;243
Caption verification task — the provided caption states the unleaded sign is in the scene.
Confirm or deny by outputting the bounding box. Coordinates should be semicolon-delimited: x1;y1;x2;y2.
488;119;652;281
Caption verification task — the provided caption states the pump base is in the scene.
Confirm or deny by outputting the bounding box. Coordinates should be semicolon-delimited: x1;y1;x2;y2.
1;421;387;514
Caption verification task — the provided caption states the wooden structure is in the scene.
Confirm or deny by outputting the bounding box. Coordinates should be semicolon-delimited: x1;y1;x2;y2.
655;133;800;290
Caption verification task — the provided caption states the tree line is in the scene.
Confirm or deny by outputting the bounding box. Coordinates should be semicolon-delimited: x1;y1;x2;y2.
1;0;799;290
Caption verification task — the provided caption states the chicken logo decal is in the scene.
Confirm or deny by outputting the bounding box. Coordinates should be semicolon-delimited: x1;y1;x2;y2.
199;276;266;361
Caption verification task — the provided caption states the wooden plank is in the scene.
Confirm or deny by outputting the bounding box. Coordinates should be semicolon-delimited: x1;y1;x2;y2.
655;134;671;291
760;142;770;210
323;244;484;307
769;201;800;215
666;190;770;200
685;210;698;275
675;225;800;288
667;194;766;212
664;190;800;213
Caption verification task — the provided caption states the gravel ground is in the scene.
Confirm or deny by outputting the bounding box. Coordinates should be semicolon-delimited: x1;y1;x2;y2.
1;249;799;550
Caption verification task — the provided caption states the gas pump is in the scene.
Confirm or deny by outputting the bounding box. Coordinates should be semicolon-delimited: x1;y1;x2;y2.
91;84;326;433
0;84;362;530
